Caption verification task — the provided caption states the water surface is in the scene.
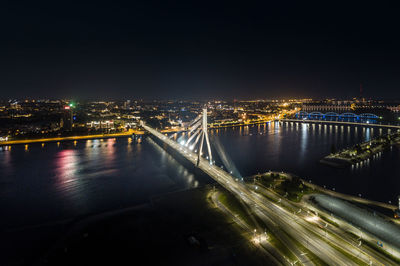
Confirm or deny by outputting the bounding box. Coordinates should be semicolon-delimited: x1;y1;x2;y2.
0;137;199;229
213;122;400;204
1;121;400;229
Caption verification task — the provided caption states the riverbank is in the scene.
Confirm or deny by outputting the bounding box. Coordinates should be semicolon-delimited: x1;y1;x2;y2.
0;119;275;146
209;119;272;129
0;129;144;146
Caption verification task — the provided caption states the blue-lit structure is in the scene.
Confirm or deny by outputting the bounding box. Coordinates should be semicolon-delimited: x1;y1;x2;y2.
295;111;380;124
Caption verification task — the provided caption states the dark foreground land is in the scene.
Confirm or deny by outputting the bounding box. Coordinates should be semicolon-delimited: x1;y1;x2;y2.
2;185;270;266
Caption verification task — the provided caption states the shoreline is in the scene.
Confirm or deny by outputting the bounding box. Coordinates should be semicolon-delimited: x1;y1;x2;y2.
0;120;273;146
4;118;399;147
0;130;144;146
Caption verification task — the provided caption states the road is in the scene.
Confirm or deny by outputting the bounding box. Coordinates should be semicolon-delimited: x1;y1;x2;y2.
253;182;396;265
311;194;400;257
210;191;287;265
143;122;396;265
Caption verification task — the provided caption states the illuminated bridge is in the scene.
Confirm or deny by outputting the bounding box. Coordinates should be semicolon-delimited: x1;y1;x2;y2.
141;108;398;264
281;118;400;129
295;111;380;123
141;108;247;202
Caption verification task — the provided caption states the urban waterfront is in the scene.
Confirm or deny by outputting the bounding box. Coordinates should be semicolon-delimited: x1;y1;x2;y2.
2;121;399;231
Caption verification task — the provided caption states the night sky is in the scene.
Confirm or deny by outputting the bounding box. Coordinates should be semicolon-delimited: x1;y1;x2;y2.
1;1;400;100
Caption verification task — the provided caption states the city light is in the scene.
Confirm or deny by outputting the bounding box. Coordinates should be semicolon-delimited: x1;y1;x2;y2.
2;1;400;264
3;98;400;265
252;234;269;244
306;216;320;223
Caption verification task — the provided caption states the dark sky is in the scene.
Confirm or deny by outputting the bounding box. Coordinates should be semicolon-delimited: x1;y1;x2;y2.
1;1;400;100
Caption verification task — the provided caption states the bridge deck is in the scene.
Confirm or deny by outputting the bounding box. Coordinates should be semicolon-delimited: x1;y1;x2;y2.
142;122;400;263
142;124;236;190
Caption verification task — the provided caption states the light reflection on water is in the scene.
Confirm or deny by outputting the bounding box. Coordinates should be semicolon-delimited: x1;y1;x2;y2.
147;137;198;189
299;123;308;162
0;136;205;228
365;128;371;142
0;148;13;176
1;123;399;229
55;149;78;186
212;122;399;204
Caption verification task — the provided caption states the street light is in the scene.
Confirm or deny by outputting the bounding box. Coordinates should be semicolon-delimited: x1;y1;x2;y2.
324;223;328;237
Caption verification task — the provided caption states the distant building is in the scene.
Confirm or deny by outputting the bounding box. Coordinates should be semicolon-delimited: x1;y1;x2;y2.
86;120;114;130
302;103;352;112
124;100;131;110
388;105;400;113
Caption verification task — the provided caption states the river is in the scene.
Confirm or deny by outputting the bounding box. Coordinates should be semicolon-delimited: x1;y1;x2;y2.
1;121;400;229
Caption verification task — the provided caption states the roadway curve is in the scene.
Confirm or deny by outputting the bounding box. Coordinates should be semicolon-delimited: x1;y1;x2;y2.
143;122;394;265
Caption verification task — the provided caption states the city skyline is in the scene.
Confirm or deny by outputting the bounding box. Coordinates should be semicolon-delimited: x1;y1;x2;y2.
2;98;400;265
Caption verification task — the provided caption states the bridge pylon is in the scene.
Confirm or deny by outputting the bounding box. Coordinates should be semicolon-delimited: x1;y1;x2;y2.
183;108;212;166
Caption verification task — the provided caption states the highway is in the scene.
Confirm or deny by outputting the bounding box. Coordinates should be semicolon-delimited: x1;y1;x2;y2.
142;122;396;265
313;194;400;255
210;191;286;265
240;188;370;265
252;183;397;265
143;123;315;264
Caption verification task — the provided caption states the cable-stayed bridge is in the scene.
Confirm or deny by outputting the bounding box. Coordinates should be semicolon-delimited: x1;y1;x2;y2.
140;108;393;265
140;108;243;191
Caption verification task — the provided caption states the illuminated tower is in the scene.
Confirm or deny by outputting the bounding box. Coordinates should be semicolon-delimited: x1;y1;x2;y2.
199;107;212;165
182;108;213;166
398;195;400;210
